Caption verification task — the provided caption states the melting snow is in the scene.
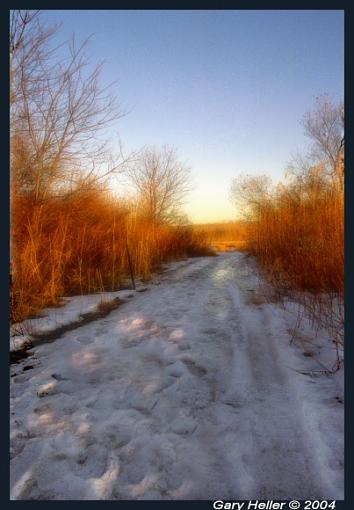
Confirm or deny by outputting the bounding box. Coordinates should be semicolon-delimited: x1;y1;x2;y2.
10;253;344;500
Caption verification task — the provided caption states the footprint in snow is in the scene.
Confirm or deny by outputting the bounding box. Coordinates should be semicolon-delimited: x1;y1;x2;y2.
75;334;94;344
181;358;207;377
170;415;197;436
95;328;108;335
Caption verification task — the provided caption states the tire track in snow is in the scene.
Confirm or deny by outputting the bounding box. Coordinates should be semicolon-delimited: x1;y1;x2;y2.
10;252;343;500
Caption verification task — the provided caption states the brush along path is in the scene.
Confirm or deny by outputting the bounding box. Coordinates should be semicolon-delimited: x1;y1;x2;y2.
10;253;343;500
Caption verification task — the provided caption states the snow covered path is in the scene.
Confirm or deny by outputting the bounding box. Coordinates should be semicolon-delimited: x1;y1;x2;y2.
10;252;344;500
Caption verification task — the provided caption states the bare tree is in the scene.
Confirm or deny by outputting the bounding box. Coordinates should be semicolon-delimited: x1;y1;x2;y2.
230;174;272;220
10;10;125;200
126;146;191;224
302;94;344;178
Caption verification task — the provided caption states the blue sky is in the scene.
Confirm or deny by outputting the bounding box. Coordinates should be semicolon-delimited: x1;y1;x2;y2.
41;10;344;222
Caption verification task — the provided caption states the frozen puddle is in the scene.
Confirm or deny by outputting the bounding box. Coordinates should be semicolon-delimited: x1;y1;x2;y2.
10;253;344;500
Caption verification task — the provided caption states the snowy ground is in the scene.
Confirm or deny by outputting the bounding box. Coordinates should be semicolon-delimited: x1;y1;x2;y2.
10;288;137;352
10;252;344;500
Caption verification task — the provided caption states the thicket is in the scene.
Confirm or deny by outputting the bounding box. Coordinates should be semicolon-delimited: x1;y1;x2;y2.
231;96;344;369
10;11;211;323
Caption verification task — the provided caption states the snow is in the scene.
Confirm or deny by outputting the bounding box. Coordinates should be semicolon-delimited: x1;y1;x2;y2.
10;252;344;500
10;335;33;353
10;289;138;350
10;259;193;352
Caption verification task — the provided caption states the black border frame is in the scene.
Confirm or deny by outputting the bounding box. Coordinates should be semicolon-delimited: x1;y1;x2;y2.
1;3;352;509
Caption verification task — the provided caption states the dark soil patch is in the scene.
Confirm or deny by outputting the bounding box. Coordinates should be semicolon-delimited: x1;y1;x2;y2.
10;297;125;364
10;348;32;364
32;297;125;345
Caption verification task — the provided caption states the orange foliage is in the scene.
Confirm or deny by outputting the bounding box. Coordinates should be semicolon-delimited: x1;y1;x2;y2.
10;188;211;322
244;170;344;294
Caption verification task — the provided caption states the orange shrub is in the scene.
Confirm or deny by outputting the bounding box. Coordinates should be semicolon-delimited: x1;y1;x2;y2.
10;187;210;322
248;174;343;294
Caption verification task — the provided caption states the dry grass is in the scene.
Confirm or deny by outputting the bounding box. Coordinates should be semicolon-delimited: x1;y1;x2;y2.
10;12;214;324
236;166;344;368
96;298;125;315
193;221;249;252
10;187;211;323
248;175;343;295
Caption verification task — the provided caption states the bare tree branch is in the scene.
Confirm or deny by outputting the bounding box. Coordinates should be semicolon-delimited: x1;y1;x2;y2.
10;10;126;200
126;146;191;224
